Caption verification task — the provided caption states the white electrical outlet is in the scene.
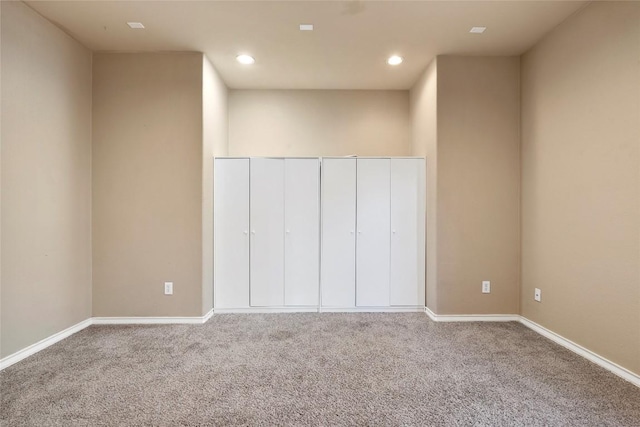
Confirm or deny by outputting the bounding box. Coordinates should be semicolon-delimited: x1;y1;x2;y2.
534;288;541;302
164;282;173;295
482;281;491;294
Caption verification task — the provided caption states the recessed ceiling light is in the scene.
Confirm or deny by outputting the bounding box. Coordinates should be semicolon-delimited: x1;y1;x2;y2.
236;54;255;65
387;55;403;66
300;24;314;31
127;22;145;29
469;26;487;34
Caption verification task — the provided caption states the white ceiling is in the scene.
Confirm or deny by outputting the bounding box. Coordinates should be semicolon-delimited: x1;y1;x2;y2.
26;0;588;90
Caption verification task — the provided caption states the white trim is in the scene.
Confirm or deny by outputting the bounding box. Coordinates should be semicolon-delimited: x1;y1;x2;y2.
321;306;424;313
425;306;437;320
519;317;640;388
92;309;214;325
321;156;426;160
214;307;319;313
0;318;92;371
3;309;638;389
202;308;214;323
0;310;215;371
213;306;426;313
425;307;519;322
424;308;639;388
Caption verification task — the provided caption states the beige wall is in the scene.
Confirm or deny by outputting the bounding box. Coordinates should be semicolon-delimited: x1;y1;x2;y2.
202;56;228;315
229;90;410;157
410;59;438;311
92;53;205;317
521;2;640;374
1;1;92;357
436;56;521;315
4;0;636;381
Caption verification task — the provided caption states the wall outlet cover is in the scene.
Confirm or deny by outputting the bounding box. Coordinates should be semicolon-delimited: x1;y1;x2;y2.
482;281;491;294
534;288;541;302
164;282;173;295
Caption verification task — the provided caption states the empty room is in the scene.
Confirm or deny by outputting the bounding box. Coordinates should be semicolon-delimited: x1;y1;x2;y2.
1;0;639;425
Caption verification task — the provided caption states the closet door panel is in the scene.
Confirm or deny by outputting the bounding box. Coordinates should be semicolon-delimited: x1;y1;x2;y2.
284;158;320;306
356;158;391;307
250;158;285;307
390;159;425;306
321;158;357;307
214;158;250;308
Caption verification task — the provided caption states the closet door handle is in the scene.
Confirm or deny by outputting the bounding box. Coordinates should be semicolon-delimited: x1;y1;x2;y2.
392;229;396;234
350;230;354;234
251;230;256;235
358;230;362;234
243;230;248;235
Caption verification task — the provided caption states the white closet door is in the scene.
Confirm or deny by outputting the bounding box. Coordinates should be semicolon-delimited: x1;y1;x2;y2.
356;159;391;307
214;158;250;308
250;158;285;307
390;159;425;306
321;158;357;307
284;159;320;306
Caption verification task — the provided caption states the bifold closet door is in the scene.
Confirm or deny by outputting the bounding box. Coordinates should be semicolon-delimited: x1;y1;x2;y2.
356;158;391;307
250;158;285;307
321;158;357;307
214;158;250;308
284;159;320;306
390;159;425;306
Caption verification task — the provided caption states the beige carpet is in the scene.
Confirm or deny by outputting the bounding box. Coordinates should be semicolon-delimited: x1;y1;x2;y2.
1;313;639;426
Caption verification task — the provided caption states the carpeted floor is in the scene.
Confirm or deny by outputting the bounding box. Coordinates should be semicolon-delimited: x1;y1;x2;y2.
1;313;639;426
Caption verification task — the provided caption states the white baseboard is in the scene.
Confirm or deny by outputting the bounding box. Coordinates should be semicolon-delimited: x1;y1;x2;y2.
321;306;425;313
4;309;638;389
519;317;640;388
92;309;214;325
2;306;421;369
214;306;425;313
1;310;214;370
424;308;639;388
0;318;93;371
202;308;214;323
425;307;520;322
214;307;319;313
